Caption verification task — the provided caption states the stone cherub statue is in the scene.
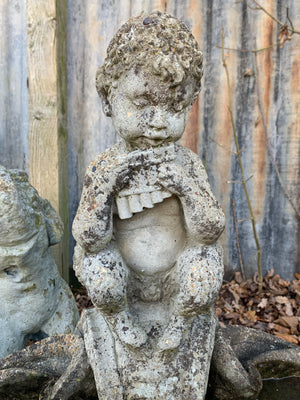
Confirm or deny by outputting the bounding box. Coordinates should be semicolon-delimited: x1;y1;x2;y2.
0;166;79;358
72;11;225;398
1;11;299;400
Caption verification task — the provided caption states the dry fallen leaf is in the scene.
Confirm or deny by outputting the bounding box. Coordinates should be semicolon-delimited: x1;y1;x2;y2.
274;333;299;345
274;316;300;335
257;298;268;309
234;272;243;284
285;302;294;317
224;312;240;320
275;296;290;305
244;310;258;322
272;323;290;334
278;25;292;48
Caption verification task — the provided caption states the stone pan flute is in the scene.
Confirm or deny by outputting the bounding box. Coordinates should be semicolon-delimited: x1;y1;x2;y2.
115;144;175;219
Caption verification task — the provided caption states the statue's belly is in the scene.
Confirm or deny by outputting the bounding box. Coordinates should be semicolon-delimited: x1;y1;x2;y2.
114;196;186;275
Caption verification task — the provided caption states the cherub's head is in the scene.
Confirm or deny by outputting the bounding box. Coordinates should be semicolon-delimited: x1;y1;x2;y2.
96;11;203;149
0;166;63;287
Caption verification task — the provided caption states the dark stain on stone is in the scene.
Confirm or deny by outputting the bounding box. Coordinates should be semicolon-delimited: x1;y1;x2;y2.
84;176;92;188
143;17;154;25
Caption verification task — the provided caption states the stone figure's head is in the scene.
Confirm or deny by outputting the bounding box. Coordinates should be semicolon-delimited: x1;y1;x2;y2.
96;11;203;149
0;166;79;358
0;166;63;284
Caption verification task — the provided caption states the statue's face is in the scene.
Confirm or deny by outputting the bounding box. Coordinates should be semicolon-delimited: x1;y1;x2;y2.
0;228;57;332
109;68;193;149
0;229;48;295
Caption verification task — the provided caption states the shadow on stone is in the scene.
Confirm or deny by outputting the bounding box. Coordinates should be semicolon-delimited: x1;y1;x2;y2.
207;325;300;400
0;325;299;399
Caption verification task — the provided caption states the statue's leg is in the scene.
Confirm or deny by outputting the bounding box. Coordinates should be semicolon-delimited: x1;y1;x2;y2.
40;276;79;336
74;242;147;347
175;243;224;314
73;241;128;313
157;244;223;351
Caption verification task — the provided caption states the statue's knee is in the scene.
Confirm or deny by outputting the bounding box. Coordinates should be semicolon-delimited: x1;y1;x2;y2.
94;289;126;313
176;245;223;311
81;251;127;312
178;245;223;280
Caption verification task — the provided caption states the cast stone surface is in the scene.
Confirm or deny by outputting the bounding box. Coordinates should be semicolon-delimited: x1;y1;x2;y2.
72;11;225;399
0;165;79;358
0;11;299;400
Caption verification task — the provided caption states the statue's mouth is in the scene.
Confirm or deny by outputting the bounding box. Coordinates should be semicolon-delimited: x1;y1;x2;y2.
144;138;166;146
132;136;171;148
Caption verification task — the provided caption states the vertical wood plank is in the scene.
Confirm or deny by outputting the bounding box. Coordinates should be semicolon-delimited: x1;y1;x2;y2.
27;0;68;280
27;0;58;206
56;0;69;281
0;0;29;171
67;0;131;258
67;0;300;280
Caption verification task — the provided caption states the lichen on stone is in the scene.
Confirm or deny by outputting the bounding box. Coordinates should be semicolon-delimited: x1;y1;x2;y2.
96;11;203;113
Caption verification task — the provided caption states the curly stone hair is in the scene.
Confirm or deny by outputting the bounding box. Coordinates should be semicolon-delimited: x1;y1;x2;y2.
96;11;203;114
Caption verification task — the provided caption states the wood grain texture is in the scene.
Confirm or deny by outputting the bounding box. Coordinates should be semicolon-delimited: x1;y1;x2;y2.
27;0;68;279
56;0;69;281
2;0;300;280
67;0;300;280
0;0;29;171
27;0;58;207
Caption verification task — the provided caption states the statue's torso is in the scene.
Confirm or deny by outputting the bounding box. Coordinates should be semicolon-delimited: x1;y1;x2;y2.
114;196;186;276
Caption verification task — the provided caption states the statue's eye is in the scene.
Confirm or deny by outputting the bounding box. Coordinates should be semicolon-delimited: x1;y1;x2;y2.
132;97;149;108
3;266;18;277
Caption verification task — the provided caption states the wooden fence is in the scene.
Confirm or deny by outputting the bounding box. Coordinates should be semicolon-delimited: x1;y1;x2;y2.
1;0;299;281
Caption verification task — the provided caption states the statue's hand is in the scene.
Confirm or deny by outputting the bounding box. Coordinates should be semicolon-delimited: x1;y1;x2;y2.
157;162;194;196
96;152;131;194
108;150;161;195
102;145;176;197
127;145;175;169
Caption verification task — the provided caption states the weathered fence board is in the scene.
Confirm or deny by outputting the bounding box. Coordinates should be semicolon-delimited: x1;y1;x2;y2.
27;0;58;212
26;0;68;279
1;0;299;280
0;0;68;279
56;0;69;280
0;0;29;171
67;0;300;280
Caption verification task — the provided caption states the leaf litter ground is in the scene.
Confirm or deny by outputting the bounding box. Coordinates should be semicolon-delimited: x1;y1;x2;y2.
71;269;300;346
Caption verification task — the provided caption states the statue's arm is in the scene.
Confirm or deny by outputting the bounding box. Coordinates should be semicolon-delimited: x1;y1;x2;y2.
72;145;132;253
158;146;225;244
180;156;225;244
72;160;114;253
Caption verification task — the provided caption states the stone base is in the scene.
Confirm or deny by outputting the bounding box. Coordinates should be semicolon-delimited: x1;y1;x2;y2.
81;307;218;400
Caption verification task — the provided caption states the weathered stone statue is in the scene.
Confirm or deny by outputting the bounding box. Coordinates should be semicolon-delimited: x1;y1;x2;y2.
0;11;300;400
72;11;225;399
0;166;79;358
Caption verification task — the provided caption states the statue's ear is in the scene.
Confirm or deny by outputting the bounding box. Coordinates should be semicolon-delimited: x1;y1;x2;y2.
39;197;64;246
96;67;112;117
101;96;112;117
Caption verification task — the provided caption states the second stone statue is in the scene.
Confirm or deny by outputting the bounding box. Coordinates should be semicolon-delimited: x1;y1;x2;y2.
72;11;225;399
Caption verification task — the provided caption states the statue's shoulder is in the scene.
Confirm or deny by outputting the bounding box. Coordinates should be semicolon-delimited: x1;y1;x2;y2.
86;142;124;175
175;143;206;171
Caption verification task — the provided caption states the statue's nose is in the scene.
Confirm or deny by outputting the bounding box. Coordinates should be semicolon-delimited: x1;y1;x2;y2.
148;108;167;130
